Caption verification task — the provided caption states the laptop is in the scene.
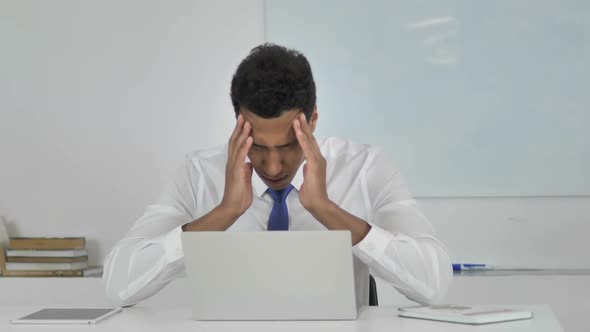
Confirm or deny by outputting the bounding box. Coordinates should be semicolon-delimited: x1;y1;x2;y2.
181;230;358;320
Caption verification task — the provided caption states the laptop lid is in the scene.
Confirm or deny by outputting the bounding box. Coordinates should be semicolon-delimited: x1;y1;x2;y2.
181;230;357;320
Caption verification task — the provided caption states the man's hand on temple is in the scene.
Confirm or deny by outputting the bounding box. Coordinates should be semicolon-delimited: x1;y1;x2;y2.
293;113;371;245
182;114;253;232
220;114;254;218
293;113;330;215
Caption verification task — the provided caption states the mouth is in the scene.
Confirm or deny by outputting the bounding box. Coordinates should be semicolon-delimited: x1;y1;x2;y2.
262;174;289;185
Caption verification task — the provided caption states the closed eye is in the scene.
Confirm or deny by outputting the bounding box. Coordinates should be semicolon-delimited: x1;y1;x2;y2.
251;142;298;150
277;141;299;150
251;144;267;151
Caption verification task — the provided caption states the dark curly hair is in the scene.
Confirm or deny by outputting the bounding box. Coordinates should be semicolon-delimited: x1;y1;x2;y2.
230;43;316;120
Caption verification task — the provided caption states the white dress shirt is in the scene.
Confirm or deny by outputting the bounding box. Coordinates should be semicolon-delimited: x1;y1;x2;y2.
103;137;453;307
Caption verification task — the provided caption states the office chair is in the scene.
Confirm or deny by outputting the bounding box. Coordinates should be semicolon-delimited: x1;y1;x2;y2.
369;274;378;306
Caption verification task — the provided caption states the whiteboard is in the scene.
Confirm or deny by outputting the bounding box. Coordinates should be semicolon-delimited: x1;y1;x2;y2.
266;0;589;197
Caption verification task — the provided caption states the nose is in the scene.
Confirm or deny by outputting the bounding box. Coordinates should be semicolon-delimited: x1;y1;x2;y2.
263;150;283;178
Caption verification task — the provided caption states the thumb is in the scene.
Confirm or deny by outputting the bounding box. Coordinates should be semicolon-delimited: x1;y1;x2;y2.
244;162;253;185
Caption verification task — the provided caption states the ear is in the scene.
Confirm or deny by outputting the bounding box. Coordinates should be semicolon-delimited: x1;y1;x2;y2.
309;106;319;133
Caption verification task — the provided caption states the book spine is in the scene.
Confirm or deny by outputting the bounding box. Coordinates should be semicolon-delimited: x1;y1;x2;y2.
6;256;88;263
6;262;89;271
8;238;85;250
0;245;5;276
6;249;88;257
2;269;84;277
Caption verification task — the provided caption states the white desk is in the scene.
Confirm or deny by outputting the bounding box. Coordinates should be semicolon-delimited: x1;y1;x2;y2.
1;305;562;332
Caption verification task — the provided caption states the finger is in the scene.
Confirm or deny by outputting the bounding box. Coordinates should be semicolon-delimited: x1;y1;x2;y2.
233;121;251;157
297;113;313;137
237;136;253;162
294;117;321;161
296;114;322;156
229;114;245;147
239;121;251;145
243;162;253;185
299;163;307;191
294;119;314;160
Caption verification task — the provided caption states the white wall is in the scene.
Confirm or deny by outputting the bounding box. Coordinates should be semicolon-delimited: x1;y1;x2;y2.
0;0;265;265
267;0;590;197
1;0;589;270
1;1;588;330
420;197;590;269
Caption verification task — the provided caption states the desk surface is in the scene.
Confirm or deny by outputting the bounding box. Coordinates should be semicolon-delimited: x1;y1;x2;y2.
1;305;562;332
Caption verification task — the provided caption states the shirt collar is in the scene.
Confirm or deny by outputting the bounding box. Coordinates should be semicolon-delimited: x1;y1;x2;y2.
249;156;305;197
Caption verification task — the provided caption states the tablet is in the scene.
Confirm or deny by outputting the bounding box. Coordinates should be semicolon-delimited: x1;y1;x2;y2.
398;305;533;325
11;308;122;324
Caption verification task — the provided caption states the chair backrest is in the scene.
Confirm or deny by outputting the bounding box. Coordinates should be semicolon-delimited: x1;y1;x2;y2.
369;275;378;306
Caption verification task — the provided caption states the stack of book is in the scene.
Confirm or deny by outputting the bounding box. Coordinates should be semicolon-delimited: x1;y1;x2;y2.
0;237;102;277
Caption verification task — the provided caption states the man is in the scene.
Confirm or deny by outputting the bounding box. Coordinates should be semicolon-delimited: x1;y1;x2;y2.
103;44;452;307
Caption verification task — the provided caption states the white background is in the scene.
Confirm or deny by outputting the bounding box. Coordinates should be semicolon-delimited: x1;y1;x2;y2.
1;0;588;270
266;0;590;197
0;0;263;263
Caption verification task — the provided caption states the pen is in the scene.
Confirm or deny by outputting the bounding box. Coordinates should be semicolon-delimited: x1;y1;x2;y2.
452;263;493;271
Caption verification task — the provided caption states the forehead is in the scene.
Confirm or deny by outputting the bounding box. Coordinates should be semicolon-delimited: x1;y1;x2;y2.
241;109;300;145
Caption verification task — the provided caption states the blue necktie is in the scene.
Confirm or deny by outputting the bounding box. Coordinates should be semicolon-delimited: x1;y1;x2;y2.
267;184;294;231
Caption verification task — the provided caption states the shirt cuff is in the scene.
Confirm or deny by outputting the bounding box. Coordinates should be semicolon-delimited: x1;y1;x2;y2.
159;225;184;263
352;224;395;265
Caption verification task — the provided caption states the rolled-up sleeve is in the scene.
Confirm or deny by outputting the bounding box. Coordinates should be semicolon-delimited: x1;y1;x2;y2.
102;156;198;307
352;148;453;304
